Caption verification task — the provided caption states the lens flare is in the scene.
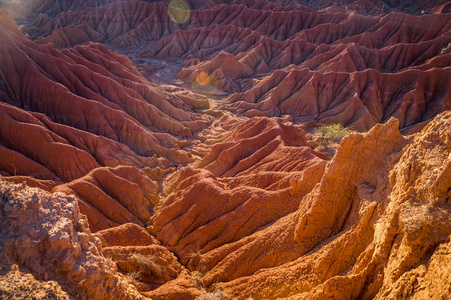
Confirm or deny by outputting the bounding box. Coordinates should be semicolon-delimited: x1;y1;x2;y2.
168;0;190;24
195;71;210;86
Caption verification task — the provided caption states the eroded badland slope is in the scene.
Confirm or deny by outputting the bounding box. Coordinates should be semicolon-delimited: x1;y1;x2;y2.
0;0;450;299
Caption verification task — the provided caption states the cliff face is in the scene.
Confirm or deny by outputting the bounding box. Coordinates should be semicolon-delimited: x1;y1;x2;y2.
0;0;450;299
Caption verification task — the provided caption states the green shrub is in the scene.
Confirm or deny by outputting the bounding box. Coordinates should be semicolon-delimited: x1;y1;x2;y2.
308;123;354;157
314;123;353;143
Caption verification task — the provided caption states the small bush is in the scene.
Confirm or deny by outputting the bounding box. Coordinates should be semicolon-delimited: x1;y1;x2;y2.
307;123;354;157
314;123;353;143
130;253;163;278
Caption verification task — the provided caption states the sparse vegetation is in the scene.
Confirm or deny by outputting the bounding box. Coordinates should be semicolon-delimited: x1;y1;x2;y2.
187;250;202;270
195;290;225;300
307;123;354;157
440;42;451;55
125;271;141;282
130;253;164;279
189;271;226;300
190;271;204;289
313;123;354;143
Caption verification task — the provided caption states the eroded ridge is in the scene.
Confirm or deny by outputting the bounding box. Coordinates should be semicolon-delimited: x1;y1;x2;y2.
11;0;451;131
0;2;450;299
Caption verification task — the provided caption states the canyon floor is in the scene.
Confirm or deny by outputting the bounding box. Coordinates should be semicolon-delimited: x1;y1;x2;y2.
0;0;451;299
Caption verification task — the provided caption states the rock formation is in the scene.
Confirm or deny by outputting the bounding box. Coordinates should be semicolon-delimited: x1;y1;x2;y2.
0;9;213;231
7;0;450;130
0;0;450;299
176;110;451;299
0;181;147;299
2;108;449;300
53;166;160;232
150;117;329;265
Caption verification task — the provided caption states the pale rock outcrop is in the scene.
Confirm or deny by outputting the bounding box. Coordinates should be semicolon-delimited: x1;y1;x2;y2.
0;263;70;300
0;180;147;299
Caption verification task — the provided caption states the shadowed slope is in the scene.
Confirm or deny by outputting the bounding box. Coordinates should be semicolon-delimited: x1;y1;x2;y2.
11;0;451;130
0;10;211;171
0;10;211;230
225;66;450;131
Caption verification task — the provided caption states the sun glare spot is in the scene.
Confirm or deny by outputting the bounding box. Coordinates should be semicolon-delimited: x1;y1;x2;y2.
195;71;210;86
168;0;190;24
